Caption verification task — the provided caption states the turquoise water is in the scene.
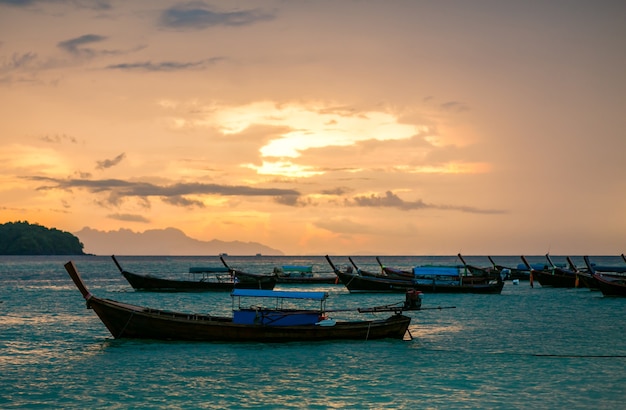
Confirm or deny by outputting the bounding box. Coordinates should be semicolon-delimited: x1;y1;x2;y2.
1;255;625;409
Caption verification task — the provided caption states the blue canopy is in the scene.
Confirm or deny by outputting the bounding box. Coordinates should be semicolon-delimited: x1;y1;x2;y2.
231;289;328;300
413;266;459;276
281;265;313;273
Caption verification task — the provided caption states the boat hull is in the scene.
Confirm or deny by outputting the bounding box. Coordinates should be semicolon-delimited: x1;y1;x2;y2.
121;270;276;292
533;270;579;288
333;270;504;294
593;274;626;297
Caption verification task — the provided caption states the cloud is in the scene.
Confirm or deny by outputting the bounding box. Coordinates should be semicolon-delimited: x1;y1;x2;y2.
96;153;126;169
107;213;150;223
0;0;111;9
105;57;223;72
159;2;274;30
57;34;108;57
440;101;470;113
27;176;301;207
39;133;77;144
162;196;205;207
0;52;37;72
320;187;352;196
0;0;40;6
349;191;506;214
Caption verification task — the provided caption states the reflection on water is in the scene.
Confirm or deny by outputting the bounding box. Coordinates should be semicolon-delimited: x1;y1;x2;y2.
1;255;625;408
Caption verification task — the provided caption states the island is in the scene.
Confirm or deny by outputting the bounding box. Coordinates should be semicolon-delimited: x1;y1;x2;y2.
0;221;86;255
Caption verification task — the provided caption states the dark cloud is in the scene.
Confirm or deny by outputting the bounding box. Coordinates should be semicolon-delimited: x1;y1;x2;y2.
39;133;77;144
96;153;126;169
27;176;301;207
106;57;223;72
0;0;39;6
349;191;506;214
108;213;150;223
273;194;312;207
321;187;352;196
163;196;205;207
57;33;131;59
440;101;470;113
0;0;111;9
160;2;274;30
0;52;37;71
57;34;108;57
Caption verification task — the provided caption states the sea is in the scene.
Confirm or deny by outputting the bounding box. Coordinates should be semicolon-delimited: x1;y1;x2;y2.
1;255;625;409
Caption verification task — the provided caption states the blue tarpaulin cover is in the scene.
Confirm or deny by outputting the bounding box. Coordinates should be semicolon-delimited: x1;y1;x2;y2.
413;266;459;276
281;265;313;273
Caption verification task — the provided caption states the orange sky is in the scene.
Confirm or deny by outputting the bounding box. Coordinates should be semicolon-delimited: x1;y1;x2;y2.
1;1;625;255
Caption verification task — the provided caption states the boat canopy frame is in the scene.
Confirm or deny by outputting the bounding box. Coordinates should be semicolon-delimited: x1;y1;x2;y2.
231;289;328;312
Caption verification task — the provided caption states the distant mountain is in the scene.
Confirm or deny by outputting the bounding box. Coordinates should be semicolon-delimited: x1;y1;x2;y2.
75;227;284;256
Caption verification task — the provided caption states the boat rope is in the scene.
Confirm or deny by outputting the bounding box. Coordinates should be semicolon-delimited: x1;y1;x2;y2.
117;311;135;338
405;328;413;341
365;322;371;341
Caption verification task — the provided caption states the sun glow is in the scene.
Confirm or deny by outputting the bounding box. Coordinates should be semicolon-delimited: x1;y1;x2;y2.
244;160;324;178
193;101;418;157
394;162;491;174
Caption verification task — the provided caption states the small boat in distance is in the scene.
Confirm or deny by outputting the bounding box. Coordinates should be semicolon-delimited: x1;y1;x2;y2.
520;255;580;288
112;255;276;292
326;256;504;294
273;265;338;284
64;261;414;342
583;256;626;297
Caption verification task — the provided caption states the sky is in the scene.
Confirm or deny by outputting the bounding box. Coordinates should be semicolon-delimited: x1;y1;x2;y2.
1;0;625;255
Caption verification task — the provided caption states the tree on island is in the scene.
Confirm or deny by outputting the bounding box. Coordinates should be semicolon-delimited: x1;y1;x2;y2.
0;221;86;255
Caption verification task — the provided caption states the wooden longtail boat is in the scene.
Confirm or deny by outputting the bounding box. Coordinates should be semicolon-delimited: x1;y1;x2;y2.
591;274;626;297
112;255;276;292
64;261;412;342
346;257;385;278
273;265;338;284
583;256;626;296
565;256;597;289
326;256;504;294
375;257;415;280
456;254;503;284
487;256;530;281
521;255;580;288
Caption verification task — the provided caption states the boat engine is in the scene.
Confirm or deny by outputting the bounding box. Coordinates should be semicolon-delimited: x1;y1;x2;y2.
403;289;423;310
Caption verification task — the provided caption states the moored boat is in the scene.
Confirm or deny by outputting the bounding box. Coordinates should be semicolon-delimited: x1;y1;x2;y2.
273;265;337;284
591;273;626;297
457;254;504;284
326;256;504;294
521;255;580;288
487;256;529;281
112;255;276;292
583;256;626;296
65;261;413;342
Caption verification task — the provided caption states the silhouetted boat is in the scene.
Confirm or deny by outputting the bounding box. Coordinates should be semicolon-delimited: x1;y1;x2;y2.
326;256;504;294
486;256;530;281
591;273;626;297
64;261;413;342
273;265;338;284
112;255;276;292
456;254;505;284
583;256;626;296
521;255;580;288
